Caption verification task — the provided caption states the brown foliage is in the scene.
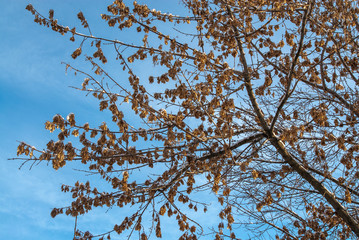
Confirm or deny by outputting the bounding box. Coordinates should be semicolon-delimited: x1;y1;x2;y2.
17;0;359;239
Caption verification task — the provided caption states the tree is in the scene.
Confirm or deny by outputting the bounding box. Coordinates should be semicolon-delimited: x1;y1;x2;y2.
16;0;359;239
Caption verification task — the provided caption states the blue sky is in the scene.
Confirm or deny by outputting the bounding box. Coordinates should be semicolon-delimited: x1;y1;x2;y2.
0;1;225;239
0;1;110;239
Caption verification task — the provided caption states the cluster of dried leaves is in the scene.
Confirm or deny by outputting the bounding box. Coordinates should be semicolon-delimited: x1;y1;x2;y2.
17;0;359;239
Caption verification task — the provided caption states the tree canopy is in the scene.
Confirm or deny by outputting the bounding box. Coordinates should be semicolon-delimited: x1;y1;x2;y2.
16;0;359;239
